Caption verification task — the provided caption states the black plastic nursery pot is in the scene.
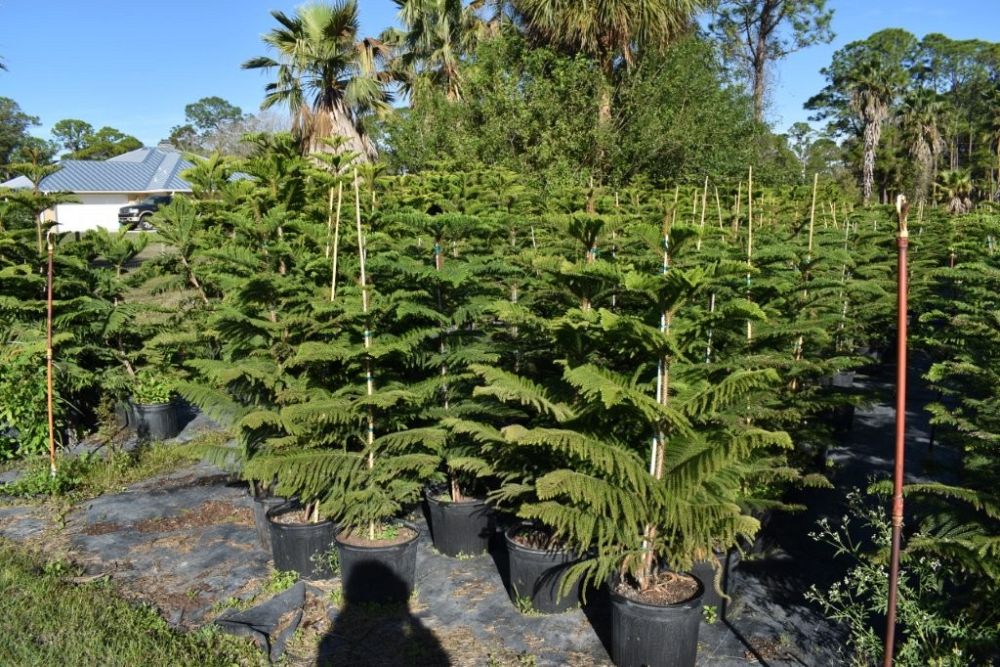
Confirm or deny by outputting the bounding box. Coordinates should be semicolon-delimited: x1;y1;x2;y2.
267;504;337;580
252;494;286;551
827;371;856;389
504;526;582;614
336;521;421;605
610;574;705;667
831;403;855;433
131;401;180;440
114;401;133;430
424;490;493;557
691;550;734;619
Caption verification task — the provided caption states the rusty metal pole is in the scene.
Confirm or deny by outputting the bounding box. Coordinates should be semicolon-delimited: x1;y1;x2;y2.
882;194;910;666
46;229;57;477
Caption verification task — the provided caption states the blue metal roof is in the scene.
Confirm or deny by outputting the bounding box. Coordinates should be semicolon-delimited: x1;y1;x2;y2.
0;146;193;193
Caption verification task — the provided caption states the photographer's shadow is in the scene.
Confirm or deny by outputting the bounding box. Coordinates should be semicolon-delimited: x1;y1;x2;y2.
316;561;450;666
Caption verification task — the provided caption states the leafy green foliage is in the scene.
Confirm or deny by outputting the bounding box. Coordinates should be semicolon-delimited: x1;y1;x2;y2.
806;492;999;666
131;372;174;405
0;328;54;459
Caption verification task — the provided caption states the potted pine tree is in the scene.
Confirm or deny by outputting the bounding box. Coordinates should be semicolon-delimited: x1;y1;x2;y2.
382;211;506;558
464;212;621;614
174;134;346;574
476;219;790;664
244;176;442;601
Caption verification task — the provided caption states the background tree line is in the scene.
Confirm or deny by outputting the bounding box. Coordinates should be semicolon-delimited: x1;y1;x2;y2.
4;0;1000;207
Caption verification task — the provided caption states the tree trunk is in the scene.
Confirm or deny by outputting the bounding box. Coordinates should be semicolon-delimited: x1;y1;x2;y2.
862;121;879;206
752;46;767;122
595;58;614;177
308;106;375;163
597;72;613;131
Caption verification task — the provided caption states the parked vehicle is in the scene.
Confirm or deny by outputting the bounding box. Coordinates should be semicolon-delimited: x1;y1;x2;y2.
118;195;172;230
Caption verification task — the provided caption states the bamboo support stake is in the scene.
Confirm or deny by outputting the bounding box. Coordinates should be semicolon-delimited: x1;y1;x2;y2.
705;293;716;363
836;215;853;347
792;175;820;390
330;182;343;301
354;171;376;541
696;177;708;251
808;174;818;255
643;201;674;584
612;192;620;309
325;186;335;259
714;186;724;230
746;167;754;342
651;211;671;478
733;181;742;238
46;230;57;477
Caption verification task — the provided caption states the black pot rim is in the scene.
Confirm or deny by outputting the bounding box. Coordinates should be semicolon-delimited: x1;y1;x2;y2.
609;572;705;611
504;523;575;556
424;488;488;507
336;520;420;553
266;503;335;530
253;494;286;507
131;400;173;409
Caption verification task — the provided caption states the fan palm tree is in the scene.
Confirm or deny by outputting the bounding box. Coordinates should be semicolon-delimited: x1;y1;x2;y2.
511;0;698;131
242;1;393;162
936;170;974;215
845;58;901;205
900;88;945;202
388;0;481;101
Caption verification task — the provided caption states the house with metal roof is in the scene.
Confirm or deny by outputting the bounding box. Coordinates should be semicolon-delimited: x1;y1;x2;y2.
0;143;192;232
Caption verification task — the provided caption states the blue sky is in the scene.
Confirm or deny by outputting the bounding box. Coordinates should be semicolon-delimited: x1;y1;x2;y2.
0;0;997;147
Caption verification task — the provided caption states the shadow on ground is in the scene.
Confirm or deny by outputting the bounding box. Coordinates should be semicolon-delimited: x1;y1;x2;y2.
316;562;449;666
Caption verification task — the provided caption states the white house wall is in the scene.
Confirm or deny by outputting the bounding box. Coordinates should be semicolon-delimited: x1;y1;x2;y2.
53;194;129;232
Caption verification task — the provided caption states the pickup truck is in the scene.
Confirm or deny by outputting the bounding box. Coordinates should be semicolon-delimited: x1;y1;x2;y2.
118;194;172;230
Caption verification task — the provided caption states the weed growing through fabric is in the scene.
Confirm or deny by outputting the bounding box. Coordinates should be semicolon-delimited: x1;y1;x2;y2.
209;596;246;615
329;583;344;607
211;569;300;615
310;545;340;575
702;604;718;624
513;594;542;617
263;569;299;594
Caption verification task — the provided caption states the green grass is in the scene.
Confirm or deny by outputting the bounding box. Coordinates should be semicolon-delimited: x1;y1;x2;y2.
2;431;229;501
0;541;264;667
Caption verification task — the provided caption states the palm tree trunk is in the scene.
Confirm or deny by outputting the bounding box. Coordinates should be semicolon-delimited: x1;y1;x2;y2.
596;57;614;175
862;122;879;206
310;106;375;163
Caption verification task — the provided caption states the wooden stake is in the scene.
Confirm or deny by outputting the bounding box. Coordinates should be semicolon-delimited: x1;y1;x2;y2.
793;174;820;390
354;170;375;541
696;177;708;251
808;173;818;255
747;167;753;342
714;186;724;231
46;230;57;476
325;186;335;259
734;181;742;238
330;182;343;301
